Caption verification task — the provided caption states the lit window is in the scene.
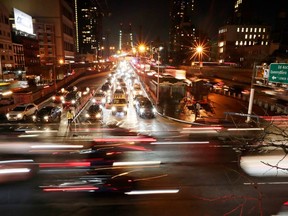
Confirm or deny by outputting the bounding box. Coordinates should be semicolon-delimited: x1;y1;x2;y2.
254;28;257;32
237;27;240;32
249;35;252;39
235;41;238;45
249;41;251;45
261;41;264;45
245;34;248;39
250;28;253;32
240;41;243;45
244;41;247;45
266;41;268;45
219;47;223;53
259;28;261;33
263;28;266;32
246;28;248;32
218;41;224;47
254;35;256;39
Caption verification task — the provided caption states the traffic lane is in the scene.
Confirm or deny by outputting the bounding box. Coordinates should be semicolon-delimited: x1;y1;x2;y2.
0;142;286;216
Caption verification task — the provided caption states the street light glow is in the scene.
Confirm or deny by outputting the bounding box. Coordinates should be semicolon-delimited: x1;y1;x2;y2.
196;46;203;53
138;44;146;53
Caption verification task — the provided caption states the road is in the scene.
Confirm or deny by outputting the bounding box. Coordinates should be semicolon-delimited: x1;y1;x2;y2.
0;67;287;216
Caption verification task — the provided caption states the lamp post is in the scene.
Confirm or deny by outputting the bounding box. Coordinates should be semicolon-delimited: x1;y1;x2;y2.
0;54;2;81
246;62;257;123
196;46;203;68
156;47;163;105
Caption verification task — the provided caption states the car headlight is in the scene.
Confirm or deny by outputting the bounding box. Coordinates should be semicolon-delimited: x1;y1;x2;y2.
140;108;144;113
17;113;22;118
96;113;101;118
85;113;90;118
32;115;36;120
123;106;128;111
44;116;49;121
52;96;56;100
72;100;76;104
111;106;116;111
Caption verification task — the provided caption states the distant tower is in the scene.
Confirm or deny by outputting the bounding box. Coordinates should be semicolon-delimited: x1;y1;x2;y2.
169;0;196;64
75;0;104;55
233;0;259;24
119;23;134;52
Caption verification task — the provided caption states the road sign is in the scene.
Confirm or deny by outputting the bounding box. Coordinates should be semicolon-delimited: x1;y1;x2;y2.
268;63;288;84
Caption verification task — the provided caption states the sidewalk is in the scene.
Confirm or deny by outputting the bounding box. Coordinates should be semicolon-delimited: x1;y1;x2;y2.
155;100;222;125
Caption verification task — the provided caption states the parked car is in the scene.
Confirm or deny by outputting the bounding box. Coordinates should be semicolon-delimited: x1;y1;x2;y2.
134;97;156;118
6;103;38;121
32;106;62;123
85;104;103;121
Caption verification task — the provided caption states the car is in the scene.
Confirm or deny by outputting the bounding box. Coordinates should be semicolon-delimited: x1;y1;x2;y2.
52;88;68;103
92;91;106;105
85;104;103;121
6;103;38;122
101;82;112;93
133;94;145;107
62;91;81;108
134;97;156;118
40;172;136;194
132;83;143;98
32;106;62;123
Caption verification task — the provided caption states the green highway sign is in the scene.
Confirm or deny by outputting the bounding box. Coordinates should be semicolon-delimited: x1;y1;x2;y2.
268;63;288;84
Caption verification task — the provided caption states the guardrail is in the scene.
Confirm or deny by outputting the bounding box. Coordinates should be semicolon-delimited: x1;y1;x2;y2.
0;70;110;116
212;88;288;115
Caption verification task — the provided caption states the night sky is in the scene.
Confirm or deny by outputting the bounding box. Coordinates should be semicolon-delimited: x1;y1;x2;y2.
103;0;286;46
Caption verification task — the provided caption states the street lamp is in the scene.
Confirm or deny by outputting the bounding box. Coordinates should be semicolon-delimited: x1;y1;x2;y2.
196;46;203;67
156;46;163;105
138;44;146;54
0;54;2;81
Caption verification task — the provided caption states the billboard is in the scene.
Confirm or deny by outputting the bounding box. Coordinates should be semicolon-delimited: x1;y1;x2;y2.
13;8;33;35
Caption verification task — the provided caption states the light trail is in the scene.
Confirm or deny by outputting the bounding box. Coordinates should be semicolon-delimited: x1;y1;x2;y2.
125;189;179;195
151;141;209;145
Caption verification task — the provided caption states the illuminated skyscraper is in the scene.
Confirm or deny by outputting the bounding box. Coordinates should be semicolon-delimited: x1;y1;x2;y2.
119;23;134;53
169;0;196;64
75;0;107;56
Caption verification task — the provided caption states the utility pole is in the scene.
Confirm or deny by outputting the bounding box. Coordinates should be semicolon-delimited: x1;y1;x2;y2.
246;62;257;123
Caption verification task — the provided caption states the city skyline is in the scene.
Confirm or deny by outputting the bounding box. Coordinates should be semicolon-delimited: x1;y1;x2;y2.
104;0;286;46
